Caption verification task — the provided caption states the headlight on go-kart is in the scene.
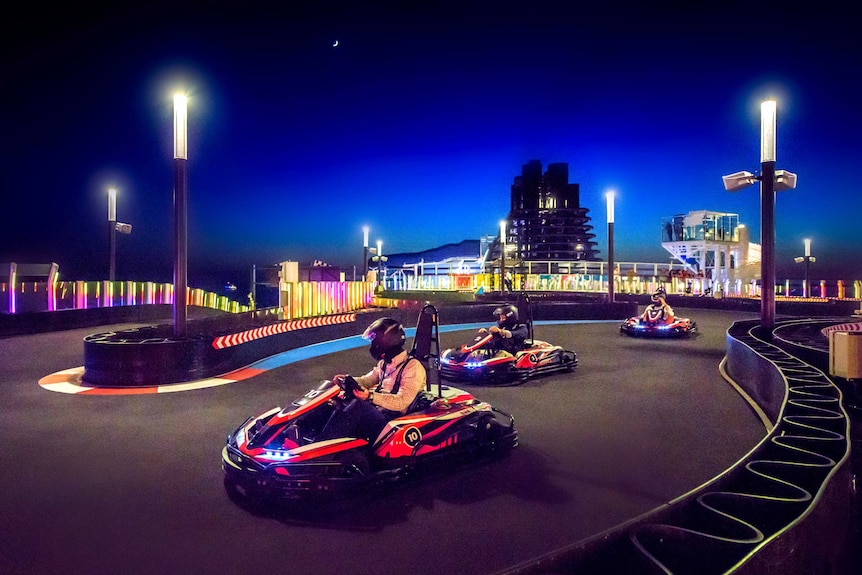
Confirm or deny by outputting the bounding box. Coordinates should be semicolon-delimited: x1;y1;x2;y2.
257;449;296;462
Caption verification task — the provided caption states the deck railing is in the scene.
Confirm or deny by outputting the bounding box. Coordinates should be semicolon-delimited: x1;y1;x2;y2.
1;279;377;320
2;274;859;319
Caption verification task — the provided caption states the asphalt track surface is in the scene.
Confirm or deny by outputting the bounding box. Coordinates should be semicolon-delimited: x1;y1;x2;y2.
1;309;766;575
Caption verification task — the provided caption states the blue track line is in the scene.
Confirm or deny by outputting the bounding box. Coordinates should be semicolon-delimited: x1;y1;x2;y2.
251;320;614;371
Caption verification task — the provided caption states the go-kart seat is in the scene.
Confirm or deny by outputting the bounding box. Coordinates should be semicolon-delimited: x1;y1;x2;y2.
406;390;436;414
401;303;445;415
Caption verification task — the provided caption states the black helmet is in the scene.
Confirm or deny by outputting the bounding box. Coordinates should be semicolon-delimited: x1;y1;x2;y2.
362;317;406;360
651;288;666;304
493;304;518;329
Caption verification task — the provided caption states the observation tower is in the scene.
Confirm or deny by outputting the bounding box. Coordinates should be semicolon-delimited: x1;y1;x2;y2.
660;210;760;285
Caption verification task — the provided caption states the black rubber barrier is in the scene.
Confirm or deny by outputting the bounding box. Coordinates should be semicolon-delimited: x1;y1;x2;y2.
81;299;635;387
627;319;854;575
494;317;857;575
82;313;376;387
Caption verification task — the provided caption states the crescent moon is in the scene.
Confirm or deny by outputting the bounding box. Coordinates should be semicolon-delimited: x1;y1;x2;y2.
333;40;339;47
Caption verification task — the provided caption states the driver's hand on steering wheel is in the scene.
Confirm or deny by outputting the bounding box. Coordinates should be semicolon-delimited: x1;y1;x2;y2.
489;326;501;334
478;327;488;334
332;374;347;385
352;387;371;401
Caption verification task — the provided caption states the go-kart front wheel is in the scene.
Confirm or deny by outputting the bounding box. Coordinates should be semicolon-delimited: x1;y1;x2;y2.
223;476;269;515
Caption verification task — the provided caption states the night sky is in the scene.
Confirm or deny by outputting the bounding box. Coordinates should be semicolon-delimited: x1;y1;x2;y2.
2;1;860;292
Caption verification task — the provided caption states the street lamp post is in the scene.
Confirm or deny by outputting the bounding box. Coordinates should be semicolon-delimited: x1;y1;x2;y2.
760;100;777;332
363;226;370;279
722;99;797;333
108;188;117;281
107;188;133;282
376;239;383;289
173;93;189;338
794;238;815;297
606;190;615;303
499;220;507;292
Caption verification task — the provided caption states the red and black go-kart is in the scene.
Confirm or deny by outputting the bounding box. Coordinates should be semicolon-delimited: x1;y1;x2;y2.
440;294;577;385
222;305;517;504
620;297;697;338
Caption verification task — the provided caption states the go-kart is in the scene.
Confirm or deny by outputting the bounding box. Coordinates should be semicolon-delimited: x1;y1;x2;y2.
619;304;697;338
439;293;577;385
222;305;517;504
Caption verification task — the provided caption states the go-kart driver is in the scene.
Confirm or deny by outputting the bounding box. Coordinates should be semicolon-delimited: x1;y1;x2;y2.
641;288;675;325
318;317;426;442
478;304;529;356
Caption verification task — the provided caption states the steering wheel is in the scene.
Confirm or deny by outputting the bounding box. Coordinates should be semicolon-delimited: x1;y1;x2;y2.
337;375;361;394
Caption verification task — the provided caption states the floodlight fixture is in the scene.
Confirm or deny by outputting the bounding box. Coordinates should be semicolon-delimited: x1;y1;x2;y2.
722;171;758;192
774;169;798;191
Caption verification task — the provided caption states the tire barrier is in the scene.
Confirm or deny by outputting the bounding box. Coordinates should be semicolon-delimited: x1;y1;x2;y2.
82;313;366;387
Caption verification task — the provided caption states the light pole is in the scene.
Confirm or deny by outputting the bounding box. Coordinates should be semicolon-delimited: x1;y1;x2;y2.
108;188;117;281
606;190;615;303
173;93;189;338
363;226;370;279
794;238;815;297
376;239;383;289
107;188;133;282
499;220;507;292
722;99;797;332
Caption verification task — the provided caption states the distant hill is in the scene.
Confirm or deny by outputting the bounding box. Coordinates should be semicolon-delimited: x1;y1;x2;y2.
377;240;483;268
